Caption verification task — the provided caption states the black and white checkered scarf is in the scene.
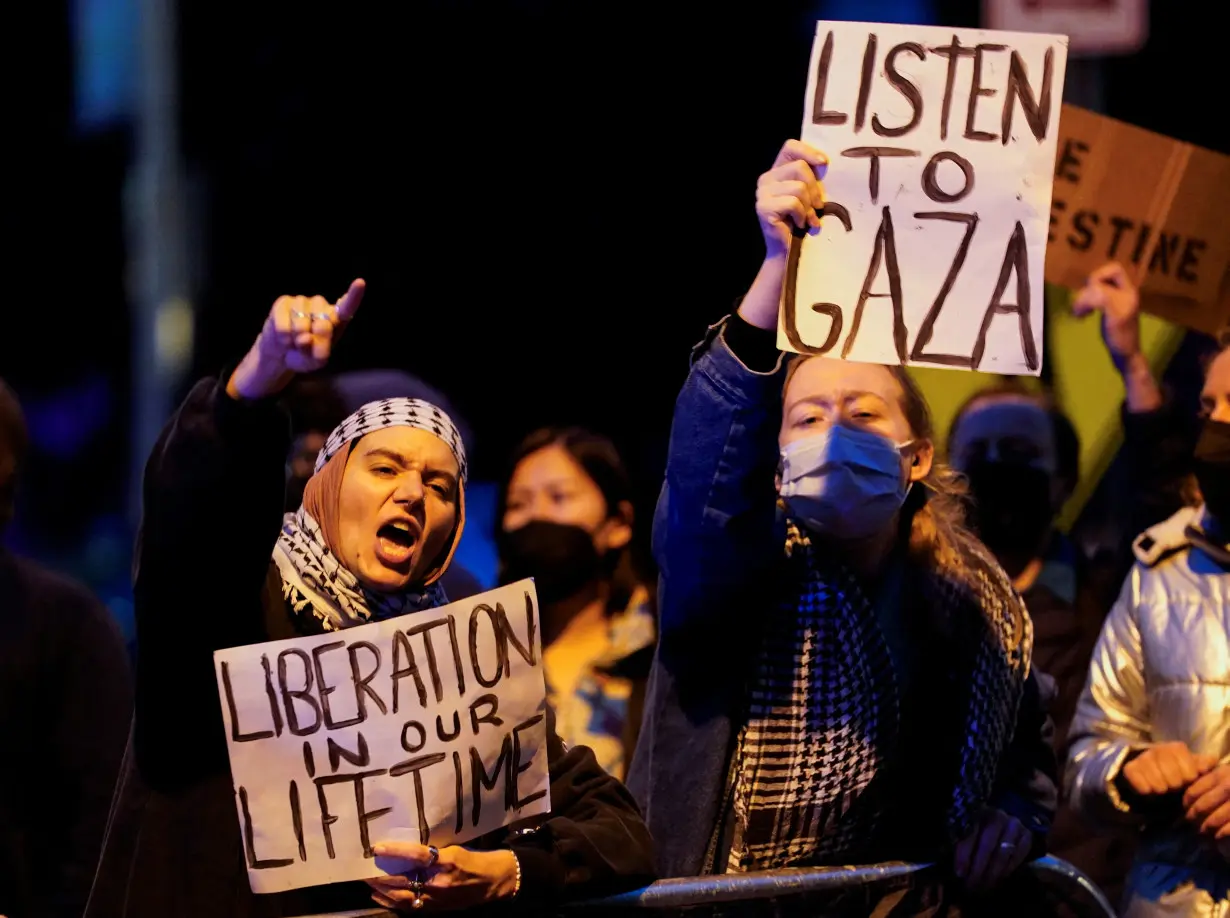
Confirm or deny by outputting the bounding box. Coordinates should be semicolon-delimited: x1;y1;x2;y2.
273;509;448;632
272;397;467;632
726;520;1032;871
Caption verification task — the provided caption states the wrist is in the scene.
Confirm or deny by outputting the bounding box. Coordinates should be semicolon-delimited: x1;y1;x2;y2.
1119;352;1163;413
499;849;522;900
737;254;789;331
762;239;790;263
1116;349;1149;377
1112;749;1150;810
758;250;788;271
226;349;292;402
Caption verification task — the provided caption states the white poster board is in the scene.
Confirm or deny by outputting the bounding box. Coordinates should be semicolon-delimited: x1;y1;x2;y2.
213;580;550;893
780;21;1069;376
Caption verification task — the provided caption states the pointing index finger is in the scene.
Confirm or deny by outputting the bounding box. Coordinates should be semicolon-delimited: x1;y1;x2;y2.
335;278;367;322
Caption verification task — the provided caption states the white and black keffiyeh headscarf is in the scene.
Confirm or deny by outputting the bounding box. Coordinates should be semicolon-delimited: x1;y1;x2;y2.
312;398;468;481
273;397;469;633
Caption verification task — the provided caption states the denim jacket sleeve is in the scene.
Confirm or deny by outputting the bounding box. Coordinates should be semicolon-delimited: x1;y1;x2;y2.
652;316;788;646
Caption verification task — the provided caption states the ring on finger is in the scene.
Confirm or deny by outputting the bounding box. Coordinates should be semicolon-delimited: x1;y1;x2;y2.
309;312;331;321
290;309;309;320
426;845;440;869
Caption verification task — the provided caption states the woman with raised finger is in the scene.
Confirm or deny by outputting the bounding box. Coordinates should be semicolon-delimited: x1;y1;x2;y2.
85;280;655;918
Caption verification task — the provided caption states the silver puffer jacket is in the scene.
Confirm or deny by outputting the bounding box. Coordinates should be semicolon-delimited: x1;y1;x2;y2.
1066;505;1230;916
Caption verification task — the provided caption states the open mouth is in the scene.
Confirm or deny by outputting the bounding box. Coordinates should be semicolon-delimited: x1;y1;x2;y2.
376;521;418;566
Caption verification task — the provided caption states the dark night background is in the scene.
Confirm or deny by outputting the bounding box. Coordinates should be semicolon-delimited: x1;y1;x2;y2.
1;0;1224;637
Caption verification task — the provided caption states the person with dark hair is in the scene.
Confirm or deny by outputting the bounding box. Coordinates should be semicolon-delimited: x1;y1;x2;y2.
85;281;654;917
947;383;1075;582
0;378;133;918
496;427;656;780
948;263;1226;907
629;139;1056;914
947;381;1142;902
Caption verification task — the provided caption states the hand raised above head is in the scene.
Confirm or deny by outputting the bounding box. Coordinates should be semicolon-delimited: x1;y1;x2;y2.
1072;261;1141;371
227;278;366;401
756;139;829;259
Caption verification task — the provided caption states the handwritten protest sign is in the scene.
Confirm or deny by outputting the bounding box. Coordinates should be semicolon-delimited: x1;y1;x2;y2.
1048;104;1230;336
213;580;550;894
780;21;1069;376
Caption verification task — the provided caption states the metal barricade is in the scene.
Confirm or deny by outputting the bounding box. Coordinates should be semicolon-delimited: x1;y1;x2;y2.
293;856;1117;917
568;856;1117;916
1031;857;1119;916
573;862;928;912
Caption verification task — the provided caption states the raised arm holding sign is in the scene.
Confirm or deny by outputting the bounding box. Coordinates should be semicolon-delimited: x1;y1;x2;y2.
631;105;1059;903
85;282;654;918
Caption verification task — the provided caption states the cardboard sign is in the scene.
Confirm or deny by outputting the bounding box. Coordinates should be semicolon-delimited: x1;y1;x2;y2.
983;0;1148;56
1048;104;1230;336
780;21;1069;376
213;581;550;893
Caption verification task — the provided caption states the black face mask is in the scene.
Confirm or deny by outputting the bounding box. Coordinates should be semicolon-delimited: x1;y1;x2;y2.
1194;419;1230;529
497;520;604;605
963;460;1056;565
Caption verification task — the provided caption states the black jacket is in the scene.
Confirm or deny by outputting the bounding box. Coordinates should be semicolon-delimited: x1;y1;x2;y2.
0;550;132;918
85;376;654;917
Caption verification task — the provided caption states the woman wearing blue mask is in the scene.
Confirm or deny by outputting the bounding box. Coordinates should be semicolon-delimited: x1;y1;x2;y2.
627;139;1057;915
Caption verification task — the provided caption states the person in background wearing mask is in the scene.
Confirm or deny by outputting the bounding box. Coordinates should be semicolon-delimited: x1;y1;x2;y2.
948;388;1138;902
282;370;484;602
949;388;1080;605
949;263;1191;904
629;139;1056;914
496;427;656;781
0;379;133;918
1065;332;1230;917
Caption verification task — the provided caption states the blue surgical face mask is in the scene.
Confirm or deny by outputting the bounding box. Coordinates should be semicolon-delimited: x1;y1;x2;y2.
779;425;912;540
